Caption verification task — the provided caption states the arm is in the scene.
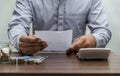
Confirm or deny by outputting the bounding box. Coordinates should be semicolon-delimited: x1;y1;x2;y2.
8;0;32;50
66;0;112;55
87;0;112;47
8;0;47;55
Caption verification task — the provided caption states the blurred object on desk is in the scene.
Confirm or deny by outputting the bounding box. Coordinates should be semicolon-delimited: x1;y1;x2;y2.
0;42;11;64
77;48;111;60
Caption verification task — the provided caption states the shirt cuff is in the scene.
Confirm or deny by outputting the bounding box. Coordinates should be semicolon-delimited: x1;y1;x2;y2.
92;34;106;48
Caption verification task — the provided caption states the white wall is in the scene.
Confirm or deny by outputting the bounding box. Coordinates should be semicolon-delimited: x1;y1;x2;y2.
103;0;120;56
0;0;16;51
0;0;15;42
0;0;120;55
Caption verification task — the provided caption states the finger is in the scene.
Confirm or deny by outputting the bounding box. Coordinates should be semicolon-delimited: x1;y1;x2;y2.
19;41;45;47
75;38;86;49
20;35;38;43
42;41;48;47
19;41;48;55
72;37;80;44
69;37;83;50
20;47;38;54
68;37;86;54
66;48;73;55
20;48;37;56
80;40;94;48
20;44;46;51
20;45;45;55
71;37;86;51
32;35;44;43
23;50;36;56
66;37;82;55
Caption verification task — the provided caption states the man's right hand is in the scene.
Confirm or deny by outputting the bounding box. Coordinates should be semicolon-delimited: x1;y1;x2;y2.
19;35;48;55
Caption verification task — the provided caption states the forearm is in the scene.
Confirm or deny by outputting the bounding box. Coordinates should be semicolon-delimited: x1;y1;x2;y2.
87;0;112;47
8;24;28;51
92;28;111;47
8;0;32;50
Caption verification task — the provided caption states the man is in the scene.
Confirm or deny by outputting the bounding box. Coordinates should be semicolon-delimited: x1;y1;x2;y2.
8;0;111;55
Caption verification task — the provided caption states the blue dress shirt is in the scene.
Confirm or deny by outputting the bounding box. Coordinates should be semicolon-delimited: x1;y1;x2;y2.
8;0;112;50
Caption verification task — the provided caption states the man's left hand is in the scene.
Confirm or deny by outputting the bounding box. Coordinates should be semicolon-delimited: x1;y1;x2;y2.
66;35;96;55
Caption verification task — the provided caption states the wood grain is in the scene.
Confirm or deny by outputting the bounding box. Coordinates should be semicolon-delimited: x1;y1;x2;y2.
0;52;120;76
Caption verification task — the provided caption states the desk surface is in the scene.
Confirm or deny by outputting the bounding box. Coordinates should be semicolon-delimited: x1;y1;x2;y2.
0;52;120;76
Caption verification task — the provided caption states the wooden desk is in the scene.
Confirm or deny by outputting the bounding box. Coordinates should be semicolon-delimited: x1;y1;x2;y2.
0;52;120;76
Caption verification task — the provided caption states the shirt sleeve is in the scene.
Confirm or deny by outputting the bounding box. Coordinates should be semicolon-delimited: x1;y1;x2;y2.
87;0;112;47
8;0;32;51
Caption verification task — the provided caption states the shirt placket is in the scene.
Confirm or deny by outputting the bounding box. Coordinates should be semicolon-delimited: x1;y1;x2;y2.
57;0;66;31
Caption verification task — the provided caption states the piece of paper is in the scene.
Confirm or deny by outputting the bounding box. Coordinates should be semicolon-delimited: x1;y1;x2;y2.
35;30;72;51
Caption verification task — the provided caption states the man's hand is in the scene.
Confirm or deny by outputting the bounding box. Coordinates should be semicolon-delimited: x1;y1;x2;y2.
66;35;96;55
19;35;48;55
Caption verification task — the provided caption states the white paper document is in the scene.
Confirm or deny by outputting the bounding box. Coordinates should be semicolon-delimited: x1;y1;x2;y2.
35;30;72;51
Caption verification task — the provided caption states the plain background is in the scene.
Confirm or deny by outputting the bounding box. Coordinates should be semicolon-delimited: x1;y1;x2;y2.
0;0;120;55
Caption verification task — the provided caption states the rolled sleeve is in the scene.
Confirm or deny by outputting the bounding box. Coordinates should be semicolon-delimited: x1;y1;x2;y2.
8;0;32;51
87;0;112;47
